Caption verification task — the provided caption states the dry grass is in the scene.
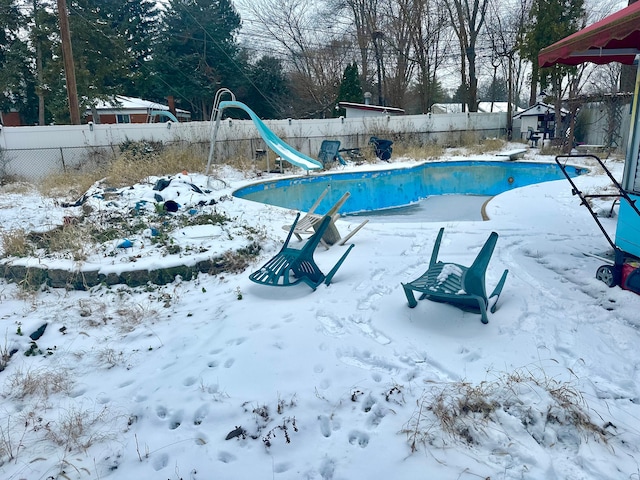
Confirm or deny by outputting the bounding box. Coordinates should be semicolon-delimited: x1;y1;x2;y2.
106;145;206;188
467;137;506;154
27;224;89;261
1;228;32;257
39;171;103;200
392;143;445;161
225;153;263;175
46;404;114;452
0;181;34;194
0;332;12;373
6;366;74;400
37;142;207;196
403;367;607;453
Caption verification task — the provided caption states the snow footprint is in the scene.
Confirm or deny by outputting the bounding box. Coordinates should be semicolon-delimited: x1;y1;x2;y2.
317;312;345;337
152;452;169;471
319;457;336;480
183;376;197;387
318;415;332;438
356;285;393;311
217;451;236;463
337;347;400;375
156;405;168;419
193;404;209;425
348;430;369;448
349;314;390;344
169;410;184;430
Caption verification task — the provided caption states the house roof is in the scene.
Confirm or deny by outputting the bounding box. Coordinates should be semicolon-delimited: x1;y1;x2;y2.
431;102;521;114
337;102;405;115
92;96;190;115
512;102;568;119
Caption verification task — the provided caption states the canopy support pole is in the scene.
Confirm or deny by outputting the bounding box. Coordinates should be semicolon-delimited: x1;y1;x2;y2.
622;59;640;193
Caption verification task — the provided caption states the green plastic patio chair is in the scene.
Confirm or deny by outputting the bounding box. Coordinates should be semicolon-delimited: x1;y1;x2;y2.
402;228;508;324
250;213;354;290
318;140;347;166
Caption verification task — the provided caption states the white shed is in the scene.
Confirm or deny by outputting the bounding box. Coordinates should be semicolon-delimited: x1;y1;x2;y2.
513;102;568;141
337;102;405;118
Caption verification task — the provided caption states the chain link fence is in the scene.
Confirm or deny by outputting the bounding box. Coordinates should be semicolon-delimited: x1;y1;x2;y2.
0;115;510;184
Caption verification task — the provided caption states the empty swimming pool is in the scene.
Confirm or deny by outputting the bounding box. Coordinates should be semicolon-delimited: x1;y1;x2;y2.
233;160;587;220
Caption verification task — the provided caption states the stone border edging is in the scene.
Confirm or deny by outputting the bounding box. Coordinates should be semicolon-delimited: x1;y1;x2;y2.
0;242;261;290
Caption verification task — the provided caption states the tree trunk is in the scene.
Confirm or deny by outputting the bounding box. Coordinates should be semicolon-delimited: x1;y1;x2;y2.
507;55;514;140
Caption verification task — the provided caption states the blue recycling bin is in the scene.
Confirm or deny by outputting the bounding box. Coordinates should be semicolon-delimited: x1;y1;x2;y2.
369;136;393;161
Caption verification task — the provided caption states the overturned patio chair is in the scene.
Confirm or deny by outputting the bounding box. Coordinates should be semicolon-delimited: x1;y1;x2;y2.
318;140;347;166
402;228;508;324
282;187;368;248
251;213;355;290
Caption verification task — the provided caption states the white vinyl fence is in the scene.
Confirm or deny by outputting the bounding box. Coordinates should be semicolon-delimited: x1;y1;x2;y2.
0;112;511;181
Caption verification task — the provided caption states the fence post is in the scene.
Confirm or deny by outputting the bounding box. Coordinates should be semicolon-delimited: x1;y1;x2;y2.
60;147;66;172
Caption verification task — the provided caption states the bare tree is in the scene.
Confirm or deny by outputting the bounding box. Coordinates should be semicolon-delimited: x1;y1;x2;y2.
375;0;416;107
404;0;450;113
446;0;489;112
337;0;387;104
237;0;350;117
485;0;532;137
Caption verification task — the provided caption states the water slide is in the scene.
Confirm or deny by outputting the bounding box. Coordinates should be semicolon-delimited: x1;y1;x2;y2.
217;100;323;171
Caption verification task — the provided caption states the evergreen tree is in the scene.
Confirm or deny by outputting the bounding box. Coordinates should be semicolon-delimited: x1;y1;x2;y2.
478;76;508;102
521;0;585;105
243;55;290;119
42;0;136;123
96;0;161;99
151;0;245;120
31;0;59;125
0;0;35;124
334;63;363;117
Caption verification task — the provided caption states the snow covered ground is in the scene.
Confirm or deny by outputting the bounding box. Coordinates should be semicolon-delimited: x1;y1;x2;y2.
1;148;639;480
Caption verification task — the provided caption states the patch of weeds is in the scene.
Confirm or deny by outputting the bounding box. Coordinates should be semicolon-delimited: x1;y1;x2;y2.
43;404;118;455
119;139;165;157
228;397;299;449
402;367;609;454
6;366;73;400
262;417;298;448
184;211;230;227
468;137;505;154
95;347;126;369
0;332;17;372
1;228;32;257
384;383;405;405
351;389;364;402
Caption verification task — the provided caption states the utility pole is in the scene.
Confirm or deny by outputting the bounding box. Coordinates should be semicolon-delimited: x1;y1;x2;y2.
56;0;80;124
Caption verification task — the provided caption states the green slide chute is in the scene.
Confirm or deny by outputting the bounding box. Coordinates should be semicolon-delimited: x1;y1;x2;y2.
218;101;323;171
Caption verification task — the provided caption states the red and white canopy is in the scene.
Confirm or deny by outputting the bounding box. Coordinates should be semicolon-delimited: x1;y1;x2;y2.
538;2;640;67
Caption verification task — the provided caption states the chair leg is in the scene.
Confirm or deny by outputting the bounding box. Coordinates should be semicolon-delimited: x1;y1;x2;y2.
338;220;369;245
324;244;355;285
489;269;509;313
474;295;489;324
402;283;418;308
301;276;322;291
